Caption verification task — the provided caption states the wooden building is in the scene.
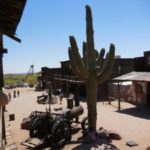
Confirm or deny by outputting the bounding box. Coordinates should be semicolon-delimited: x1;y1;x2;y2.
39;51;150;100
60;57;134;98
38;57;134;98
134;51;150;72
109;51;150;108
37;67;61;90
112;72;150;109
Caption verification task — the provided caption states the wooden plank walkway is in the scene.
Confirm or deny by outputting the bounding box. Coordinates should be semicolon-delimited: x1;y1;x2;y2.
4;112;18;150
21;138;43;149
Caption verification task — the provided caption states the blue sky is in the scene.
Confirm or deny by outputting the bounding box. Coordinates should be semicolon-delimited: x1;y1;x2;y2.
3;0;150;73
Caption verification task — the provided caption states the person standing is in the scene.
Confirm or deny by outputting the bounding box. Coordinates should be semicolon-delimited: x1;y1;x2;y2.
13;90;16;98
8;92;11;101
17;90;20;97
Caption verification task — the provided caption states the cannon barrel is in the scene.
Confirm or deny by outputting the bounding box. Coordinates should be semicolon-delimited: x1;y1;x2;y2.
66;105;84;120
54;105;84;120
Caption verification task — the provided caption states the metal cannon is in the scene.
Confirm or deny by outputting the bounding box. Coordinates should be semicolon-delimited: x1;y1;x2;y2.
53;105;84;120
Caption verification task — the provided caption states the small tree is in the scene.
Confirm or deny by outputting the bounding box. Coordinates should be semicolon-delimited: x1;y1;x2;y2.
68;5;115;133
26;74;37;87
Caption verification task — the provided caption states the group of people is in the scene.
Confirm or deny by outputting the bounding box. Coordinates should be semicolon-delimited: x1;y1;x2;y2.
8;90;20;101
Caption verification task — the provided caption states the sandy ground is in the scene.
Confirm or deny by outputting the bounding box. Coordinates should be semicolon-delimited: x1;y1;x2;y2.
4;88;150;150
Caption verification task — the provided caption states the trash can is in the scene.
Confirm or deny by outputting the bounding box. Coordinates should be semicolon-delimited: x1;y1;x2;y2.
67;98;73;109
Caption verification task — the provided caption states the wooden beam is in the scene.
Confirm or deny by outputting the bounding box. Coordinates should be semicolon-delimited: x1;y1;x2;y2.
118;81;121;111
0;28;21;43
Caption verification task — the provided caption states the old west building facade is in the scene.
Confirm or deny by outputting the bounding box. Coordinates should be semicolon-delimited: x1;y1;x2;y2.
38;51;150;99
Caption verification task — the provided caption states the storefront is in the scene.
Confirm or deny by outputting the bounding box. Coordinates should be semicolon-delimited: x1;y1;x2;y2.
111;71;150;109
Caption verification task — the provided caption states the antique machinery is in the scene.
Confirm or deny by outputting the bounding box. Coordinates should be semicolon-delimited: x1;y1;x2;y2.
29;105;84;148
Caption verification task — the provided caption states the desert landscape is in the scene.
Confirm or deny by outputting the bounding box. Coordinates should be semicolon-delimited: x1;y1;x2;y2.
1;1;150;150
4;87;150;150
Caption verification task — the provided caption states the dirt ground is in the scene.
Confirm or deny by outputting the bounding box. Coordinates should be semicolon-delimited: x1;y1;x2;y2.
4;87;150;150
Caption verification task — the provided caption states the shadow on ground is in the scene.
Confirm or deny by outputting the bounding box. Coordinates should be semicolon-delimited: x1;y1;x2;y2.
116;105;150;120
70;136;118;150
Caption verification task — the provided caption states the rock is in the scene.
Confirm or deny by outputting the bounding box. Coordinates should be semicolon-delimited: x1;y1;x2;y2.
146;146;150;150
98;144;119;150
108;130;121;140
98;128;109;139
98;144;107;150
21;117;31;130
126;140;138;147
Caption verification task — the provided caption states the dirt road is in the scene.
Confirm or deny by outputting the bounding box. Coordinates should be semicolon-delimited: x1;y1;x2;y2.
5;88;150;150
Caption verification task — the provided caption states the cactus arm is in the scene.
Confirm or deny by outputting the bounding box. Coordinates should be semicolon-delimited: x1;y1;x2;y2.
97;44;115;84
94;49;99;59
86;5;96;68
69;36;89;79
97;48;105;68
68;47;87;80
82;42;88;68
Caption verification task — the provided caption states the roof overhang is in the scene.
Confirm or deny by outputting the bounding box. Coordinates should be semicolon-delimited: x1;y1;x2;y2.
113;71;150;82
0;0;27;42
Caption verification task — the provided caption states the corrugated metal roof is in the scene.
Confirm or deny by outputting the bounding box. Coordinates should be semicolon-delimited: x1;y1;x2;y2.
113;71;150;82
0;0;27;42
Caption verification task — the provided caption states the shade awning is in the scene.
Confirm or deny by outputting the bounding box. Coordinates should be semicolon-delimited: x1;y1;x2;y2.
113;71;150;82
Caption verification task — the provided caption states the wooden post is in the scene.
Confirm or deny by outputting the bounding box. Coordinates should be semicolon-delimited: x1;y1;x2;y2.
75;84;79;106
108;96;111;105
135;81;137;104
118;81;121;111
0;33;7;146
0;107;2;147
47;82;52;113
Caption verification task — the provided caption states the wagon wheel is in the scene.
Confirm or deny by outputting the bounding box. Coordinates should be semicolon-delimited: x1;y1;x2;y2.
30;116;52;139
51;118;71;148
81;116;88;131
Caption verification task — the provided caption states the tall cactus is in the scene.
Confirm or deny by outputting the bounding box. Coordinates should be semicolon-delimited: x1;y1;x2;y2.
68;5;115;132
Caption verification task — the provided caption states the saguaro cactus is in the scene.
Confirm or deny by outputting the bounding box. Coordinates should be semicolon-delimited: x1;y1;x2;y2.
68;5;115;132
